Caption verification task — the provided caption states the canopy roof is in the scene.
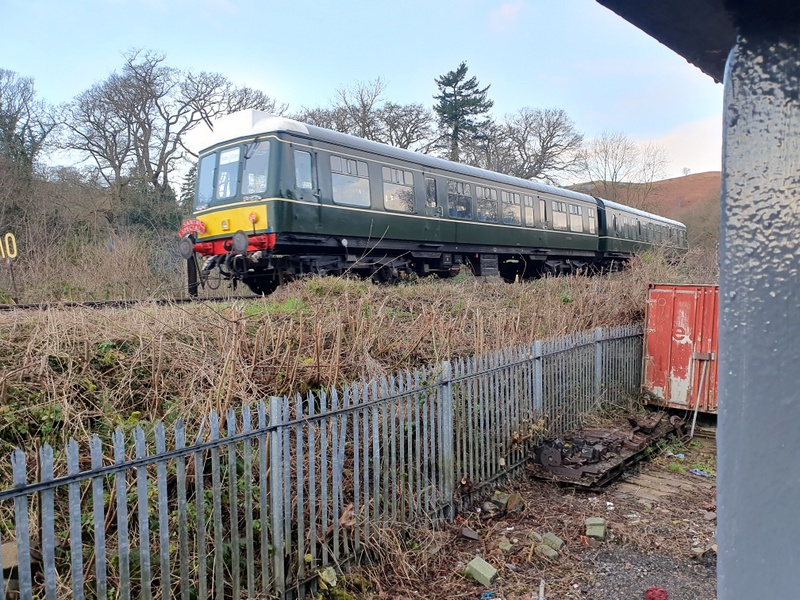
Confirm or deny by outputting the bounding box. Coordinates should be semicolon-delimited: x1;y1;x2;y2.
595;0;800;82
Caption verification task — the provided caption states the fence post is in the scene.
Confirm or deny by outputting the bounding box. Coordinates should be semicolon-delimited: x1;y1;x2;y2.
438;361;455;519
67;439;86;600
533;340;543;415
12;449;32;600
269;397;286;596
595;327;604;407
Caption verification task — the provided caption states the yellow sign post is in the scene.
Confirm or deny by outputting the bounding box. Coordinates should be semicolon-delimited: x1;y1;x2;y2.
0;232;17;260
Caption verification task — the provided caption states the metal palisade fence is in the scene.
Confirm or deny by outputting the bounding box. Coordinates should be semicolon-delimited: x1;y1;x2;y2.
0;324;642;599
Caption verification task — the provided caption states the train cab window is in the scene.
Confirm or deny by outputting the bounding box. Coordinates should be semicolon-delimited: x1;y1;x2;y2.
241;141;270;195
425;177;437;209
501;191;521;225
195;153;216;210
216;147;241;200
475;185;498;222
568;205;583;232
552;201;568;230
382;166;415;213
331;155;370;207
447;180;472;219
587;208;596;234
294;150;314;192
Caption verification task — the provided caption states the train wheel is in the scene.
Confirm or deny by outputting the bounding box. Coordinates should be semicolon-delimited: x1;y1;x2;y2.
242;275;279;296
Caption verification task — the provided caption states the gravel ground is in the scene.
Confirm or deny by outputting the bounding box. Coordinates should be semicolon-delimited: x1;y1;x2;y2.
582;546;716;599
349;428;718;600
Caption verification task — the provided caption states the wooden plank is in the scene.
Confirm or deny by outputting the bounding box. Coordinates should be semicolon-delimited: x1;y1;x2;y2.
615;483;671;501
626;474;685;493
646;471;716;490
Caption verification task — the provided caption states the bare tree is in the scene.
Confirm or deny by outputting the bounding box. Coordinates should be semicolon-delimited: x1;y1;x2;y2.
333;78;387;140
580;131;668;208
0;69;55;179
61;80;134;212
61;49;283;226
293;106;352;133
460;121;514;173
224;84;288;116
501;107;583;184
378;102;434;150
0;69;56;235
295;80;435;151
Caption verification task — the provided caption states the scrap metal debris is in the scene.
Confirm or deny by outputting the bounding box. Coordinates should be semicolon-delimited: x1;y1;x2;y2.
528;411;680;489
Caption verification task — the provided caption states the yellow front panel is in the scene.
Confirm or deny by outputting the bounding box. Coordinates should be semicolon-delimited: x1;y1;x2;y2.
195;204;269;239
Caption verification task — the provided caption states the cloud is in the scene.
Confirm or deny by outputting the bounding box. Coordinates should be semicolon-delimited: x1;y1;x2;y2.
643;116;722;178
489;1;526;34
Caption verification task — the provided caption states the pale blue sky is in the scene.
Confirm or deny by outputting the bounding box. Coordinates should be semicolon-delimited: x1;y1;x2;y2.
1;0;723;178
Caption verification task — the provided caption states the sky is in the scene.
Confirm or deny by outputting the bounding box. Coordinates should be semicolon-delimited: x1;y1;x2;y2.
1;0;723;179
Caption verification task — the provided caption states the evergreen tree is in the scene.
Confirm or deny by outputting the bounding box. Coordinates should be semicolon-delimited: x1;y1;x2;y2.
433;62;494;162
180;164;196;208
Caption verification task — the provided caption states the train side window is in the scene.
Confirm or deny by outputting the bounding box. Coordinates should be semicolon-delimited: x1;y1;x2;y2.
552;201;568;230
382;166;415;213
502;191;522;225
195;153;217;210
294;150;314;192
568;204;583;232
587;207;596;234
216;147;241;200
331;155;370;207
447;180;472;219
536;197;546;227
522;195;534;226
613;215;619;234
475;185;498;222
637;220;642;237
425;177;437;209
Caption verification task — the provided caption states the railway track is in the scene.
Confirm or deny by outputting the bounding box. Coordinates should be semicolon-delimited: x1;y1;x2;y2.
0;295;260;312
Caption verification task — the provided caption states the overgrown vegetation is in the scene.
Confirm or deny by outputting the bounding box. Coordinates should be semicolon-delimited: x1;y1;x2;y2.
0;251;714;456
0;253;716;598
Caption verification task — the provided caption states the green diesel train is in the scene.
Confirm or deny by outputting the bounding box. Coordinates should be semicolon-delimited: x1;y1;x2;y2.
179;110;687;295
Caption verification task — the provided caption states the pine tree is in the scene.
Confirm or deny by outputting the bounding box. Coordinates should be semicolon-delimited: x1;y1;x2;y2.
433;62;494;162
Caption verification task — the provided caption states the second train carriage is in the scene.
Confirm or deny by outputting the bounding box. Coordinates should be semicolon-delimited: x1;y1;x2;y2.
179;110;687;295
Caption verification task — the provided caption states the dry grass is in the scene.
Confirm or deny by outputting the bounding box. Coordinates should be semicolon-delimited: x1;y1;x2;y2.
0;250;717;597
0;250;716;457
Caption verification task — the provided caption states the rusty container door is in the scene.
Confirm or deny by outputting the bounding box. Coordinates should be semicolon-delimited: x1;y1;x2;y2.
642;284;719;413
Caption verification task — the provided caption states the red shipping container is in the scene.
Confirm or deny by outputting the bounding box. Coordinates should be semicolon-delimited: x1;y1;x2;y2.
642;284;719;414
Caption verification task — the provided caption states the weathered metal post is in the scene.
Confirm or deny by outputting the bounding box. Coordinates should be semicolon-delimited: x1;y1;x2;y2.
719;27;800;598
594;327;604;406
269;397;286;596
438;360;455;518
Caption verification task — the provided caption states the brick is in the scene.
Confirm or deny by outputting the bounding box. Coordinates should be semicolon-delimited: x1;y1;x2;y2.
542;532;564;551
535;544;559;560
491;491;511;510
497;536;514;554
464;556;498;587
585;517;607;541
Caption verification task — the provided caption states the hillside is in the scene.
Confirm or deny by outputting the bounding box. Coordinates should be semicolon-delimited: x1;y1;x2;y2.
645;171;721;221
575;171;721;251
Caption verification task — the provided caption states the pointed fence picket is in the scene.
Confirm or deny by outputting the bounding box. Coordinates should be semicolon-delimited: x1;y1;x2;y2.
0;324;641;599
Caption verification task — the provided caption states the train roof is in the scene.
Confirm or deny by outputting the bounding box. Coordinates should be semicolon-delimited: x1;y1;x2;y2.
203;110;685;227
598;198;686;227
203;110;597;202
